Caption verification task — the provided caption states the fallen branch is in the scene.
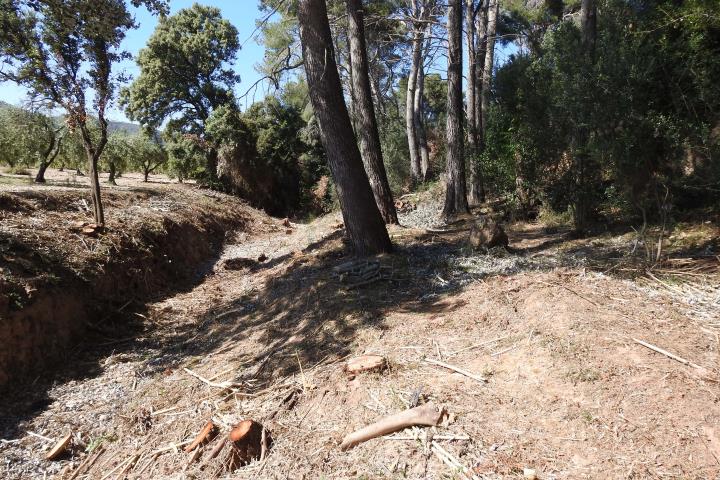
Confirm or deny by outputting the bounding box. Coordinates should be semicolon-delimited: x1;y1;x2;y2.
448;335;511;356
185;421;217;452
425;358;487;383
66;446;105;480
183;367;242;390
633;338;702;369
340;403;446;451
431;441;480;480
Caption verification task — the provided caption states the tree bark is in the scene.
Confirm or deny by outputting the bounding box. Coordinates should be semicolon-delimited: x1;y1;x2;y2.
474;2;488;134
480;0;498;135
406;8;425;185
466;0;484;205
346;0;399;224
107;161;117;185
298;0;392;256
442;0;469;220
35;127;63;183
79;120;107;226
580;0;597;60
414;37;431;182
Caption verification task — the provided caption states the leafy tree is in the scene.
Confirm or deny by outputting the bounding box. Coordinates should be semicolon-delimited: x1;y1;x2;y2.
0;105;64;180
0;0;168;224
101;131;132;185
164;132;207;183
121;3;239;184
128;132;167;182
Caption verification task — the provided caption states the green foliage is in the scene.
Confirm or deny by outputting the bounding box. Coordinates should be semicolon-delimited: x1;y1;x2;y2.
487;0;720;224
0;105;63;170
164;132;206;182
121;4;239;134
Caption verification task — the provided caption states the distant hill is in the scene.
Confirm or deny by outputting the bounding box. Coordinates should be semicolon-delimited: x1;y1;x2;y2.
108;120;141;135
0;101;141;133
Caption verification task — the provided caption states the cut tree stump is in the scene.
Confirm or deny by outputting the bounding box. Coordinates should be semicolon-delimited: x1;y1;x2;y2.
227;420;269;468
345;355;386;375
46;432;72;460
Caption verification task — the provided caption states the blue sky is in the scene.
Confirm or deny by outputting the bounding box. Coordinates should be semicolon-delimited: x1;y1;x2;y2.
0;2;518;124
0;1;270;122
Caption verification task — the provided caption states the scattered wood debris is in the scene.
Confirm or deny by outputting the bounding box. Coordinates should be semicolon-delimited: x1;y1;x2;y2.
45;432;72;460
345;355;386;375
185;421;217;453
340;403;446;451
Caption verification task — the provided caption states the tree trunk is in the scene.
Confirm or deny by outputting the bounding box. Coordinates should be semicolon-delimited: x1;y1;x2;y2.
35;129;61;183
35;163;49;183
474;2;488;138
298;0;392;256
580;0;597;60
466;0;481;205
442;0;469;220
480;0;498;134
79;122;106;226
414;41;431;182
144;169;150;182
346;0;398;225
107;161;117;185
406;5;425;185
573;0;597;233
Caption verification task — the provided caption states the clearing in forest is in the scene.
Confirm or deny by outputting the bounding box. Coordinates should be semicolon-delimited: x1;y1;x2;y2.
1;182;718;479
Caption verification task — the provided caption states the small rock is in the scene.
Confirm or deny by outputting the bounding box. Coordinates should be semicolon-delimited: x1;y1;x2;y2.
523;467;538;479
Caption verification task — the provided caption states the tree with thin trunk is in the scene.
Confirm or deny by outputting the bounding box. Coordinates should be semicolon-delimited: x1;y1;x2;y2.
480;0;498;137
298;0;392;256
414;35;431;181
405;0;427;185
346;0;399;225
442;0;469;219
0;0;168;225
466;0;485;204
35;126;63;184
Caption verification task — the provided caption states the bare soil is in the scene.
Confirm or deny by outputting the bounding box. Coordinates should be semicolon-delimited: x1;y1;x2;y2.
0;174;719;479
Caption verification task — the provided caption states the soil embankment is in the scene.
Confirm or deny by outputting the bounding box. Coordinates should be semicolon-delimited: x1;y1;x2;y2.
0;183;255;387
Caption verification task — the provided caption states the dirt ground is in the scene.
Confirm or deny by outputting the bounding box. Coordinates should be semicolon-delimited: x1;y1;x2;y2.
0;173;719;479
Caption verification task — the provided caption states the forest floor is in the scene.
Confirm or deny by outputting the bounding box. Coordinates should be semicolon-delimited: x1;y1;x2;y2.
1;174;719;479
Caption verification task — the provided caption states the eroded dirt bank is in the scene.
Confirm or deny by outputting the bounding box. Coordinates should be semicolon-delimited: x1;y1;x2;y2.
0;183;257;387
1;187;719;479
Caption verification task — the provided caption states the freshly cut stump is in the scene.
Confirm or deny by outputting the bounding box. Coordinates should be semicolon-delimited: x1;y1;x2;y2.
46;432;72;460
227;420;268;468
345;355;386;375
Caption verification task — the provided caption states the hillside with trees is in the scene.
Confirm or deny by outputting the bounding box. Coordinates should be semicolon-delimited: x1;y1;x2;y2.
0;0;718;479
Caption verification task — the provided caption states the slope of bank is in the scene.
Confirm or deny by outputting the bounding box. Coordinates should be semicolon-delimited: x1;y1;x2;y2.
0;182;265;388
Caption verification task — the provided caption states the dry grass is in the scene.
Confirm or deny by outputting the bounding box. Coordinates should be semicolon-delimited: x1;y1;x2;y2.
0;185;718;479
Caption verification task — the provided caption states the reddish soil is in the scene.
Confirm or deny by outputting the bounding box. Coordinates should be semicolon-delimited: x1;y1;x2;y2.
0;175;718;479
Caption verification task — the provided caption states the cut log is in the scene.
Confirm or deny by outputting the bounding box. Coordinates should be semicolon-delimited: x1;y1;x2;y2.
345;355;386;375
184;421;217;452
227;420;268;468
46;432;72;460
340;403;446;451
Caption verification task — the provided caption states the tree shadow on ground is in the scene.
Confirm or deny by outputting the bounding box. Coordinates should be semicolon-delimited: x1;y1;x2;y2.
140;231;520;391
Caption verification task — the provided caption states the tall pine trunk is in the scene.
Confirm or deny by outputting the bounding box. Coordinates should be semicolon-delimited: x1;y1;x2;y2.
414;54;431;181
298;0;392;256
406;11;425;185
442;0;469;220
480;0;498;135
466;0;482;205
346;0;398;224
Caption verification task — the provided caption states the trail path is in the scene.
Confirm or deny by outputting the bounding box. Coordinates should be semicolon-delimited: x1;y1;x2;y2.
1;203;719;480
